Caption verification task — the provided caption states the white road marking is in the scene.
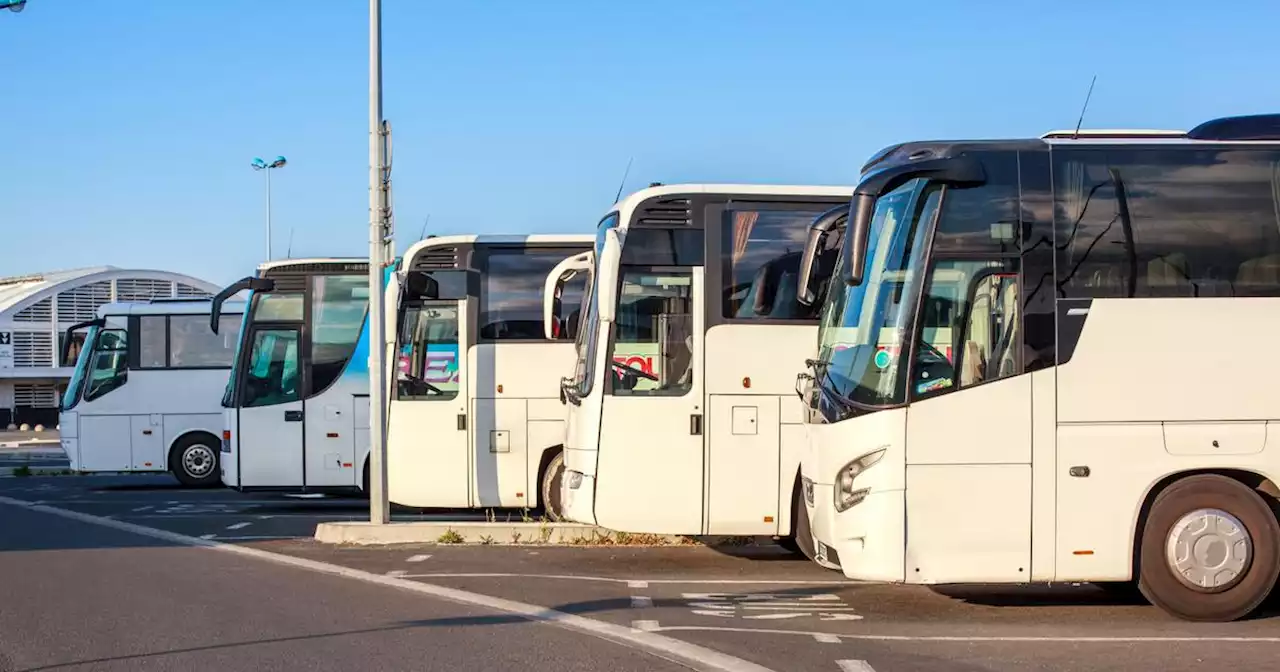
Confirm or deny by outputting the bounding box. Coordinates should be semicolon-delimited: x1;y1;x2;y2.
837;661;875;672
226;522;252;530
628;580;649;588
813;634;841;644
632;596;654;608
131;506;152;512
406;554;432;563
634;622;1280;643
0;495;779;672
632;620;660;632
213;536;296;541
199;534;216;540
387;570;408;577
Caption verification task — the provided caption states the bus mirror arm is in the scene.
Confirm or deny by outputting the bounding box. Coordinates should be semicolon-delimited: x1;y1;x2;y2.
210;277;275;333
843;155;986;287
60;318;102;366
798;205;849;306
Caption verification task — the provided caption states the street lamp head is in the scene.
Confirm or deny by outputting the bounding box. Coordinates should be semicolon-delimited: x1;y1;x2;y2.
4;1;26;13
269;156;287;169
251;157;267;170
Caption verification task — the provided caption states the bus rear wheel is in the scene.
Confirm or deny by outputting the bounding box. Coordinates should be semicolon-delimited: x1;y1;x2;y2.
170;433;220;488
1138;474;1280;622
540;451;565;522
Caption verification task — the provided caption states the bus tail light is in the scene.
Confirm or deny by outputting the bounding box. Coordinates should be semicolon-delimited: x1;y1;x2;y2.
221;430;232;454
834;448;886;512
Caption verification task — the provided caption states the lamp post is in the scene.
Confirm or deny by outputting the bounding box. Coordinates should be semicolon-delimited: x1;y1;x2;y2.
1;1;27;12
367;0;390;525
250;155;287;260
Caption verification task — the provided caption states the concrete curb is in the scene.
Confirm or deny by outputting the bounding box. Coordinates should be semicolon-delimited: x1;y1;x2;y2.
314;521;689;546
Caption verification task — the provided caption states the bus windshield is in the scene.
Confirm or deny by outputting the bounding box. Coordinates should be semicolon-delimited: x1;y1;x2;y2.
565;213;618;401
815;178;938;412
60;325;99;411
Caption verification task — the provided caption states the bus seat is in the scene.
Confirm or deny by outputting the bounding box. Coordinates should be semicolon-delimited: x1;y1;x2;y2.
1236;254;1280;292
1147;253;1192;296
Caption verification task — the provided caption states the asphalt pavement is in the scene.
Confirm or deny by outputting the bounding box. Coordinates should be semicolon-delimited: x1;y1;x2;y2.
4;473;1280;671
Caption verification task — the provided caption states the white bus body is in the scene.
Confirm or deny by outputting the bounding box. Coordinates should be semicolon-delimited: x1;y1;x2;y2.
385;235;592;513
59;299;245;485
800;114;1280;622
550;183;853;541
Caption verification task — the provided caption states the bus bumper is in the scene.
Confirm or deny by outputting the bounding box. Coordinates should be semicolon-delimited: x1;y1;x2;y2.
817;488;906;583
61;438;79;472
219;435;239;488
805;483;842;571
561;470;597;525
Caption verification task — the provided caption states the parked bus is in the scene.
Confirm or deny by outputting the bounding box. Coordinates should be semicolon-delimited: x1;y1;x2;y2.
798;114;1280;622
386;234;591;514
212;258;376;493
212;239;593;514
58;299;245;486
546;183;852;544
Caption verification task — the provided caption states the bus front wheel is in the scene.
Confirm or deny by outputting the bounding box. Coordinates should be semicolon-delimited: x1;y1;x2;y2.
170;433;221;488
540;451;565;522
1138;474;1280;622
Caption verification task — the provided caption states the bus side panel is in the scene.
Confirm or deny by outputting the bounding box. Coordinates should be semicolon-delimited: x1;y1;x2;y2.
130;414;164;470
78;415;131;472
706;394;780;535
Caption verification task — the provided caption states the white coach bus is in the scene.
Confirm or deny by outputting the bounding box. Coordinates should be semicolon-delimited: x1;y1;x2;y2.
547;183;852;545
799;113;1280;622
385;234;592;514
59;299;245;486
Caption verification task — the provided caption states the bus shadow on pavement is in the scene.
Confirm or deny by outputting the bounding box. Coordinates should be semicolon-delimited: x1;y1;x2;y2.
933;583;1280;620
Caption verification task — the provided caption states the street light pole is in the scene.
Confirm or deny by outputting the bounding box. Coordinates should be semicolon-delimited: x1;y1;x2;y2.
367;0;390;525
251;156;287;261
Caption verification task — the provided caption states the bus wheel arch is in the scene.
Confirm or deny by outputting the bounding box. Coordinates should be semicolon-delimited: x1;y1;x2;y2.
537;446;565;521
168;431;221;488
1133;470;1280;621
777;472;817;560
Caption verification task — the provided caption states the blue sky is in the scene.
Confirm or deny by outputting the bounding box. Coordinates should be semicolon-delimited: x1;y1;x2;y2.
3;1;1279;286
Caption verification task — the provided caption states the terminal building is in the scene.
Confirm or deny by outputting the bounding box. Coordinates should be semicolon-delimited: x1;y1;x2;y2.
0;267;220;428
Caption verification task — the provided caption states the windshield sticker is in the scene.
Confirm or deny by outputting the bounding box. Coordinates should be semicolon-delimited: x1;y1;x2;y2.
916;377;953;395
873;349;892;370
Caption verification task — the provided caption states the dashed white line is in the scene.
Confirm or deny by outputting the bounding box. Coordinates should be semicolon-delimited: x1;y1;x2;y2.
813;633;841;644
631;596;654;608
632;620;660;632
406;554;432;563
199;534;216;540
386;570;408;577
131;505;152;512
836;661;876;672
226;522;252;530
627;580;649;588
399;572;847;587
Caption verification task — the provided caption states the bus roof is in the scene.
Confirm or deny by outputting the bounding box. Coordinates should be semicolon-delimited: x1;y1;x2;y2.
95;299;246;318
257;257;366;273
605;183;854;234
400;234;596;270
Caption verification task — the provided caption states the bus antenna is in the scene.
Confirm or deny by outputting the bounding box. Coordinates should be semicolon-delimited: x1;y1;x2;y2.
419;214;431;241
286;227;295;259
614;157;633;204
1072;75;1098;140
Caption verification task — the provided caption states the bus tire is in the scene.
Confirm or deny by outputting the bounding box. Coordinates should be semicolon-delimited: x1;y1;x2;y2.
170;433;220;488
540;450;565;522
1137;474;1280;622
778;485;817;561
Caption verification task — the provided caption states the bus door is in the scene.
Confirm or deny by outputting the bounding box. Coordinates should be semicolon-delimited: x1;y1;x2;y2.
388;270;470;507
236;324;304;487
594;267;705;534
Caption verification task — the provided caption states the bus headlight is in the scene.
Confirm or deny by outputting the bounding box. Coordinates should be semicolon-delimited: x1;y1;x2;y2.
566;470;584;490
834;448;886;512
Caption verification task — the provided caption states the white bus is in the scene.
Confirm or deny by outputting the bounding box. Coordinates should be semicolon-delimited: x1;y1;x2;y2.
212;258;377;493
58;299;245;486
385;234;591;514
213;239;593;515
547;183;852;544
798;114;1280;622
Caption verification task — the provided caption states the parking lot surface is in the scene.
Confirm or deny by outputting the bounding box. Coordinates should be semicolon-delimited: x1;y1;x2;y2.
4;473;1280;671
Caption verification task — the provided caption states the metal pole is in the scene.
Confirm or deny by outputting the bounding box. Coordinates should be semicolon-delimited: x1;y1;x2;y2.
367;0;390;525
265;168;273;260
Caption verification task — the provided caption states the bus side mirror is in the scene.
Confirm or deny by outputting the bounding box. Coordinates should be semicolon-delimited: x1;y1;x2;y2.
405;271;439;299
598;229;622;322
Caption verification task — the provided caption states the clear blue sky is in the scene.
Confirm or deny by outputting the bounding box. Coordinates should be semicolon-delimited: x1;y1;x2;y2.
3;1;1279;286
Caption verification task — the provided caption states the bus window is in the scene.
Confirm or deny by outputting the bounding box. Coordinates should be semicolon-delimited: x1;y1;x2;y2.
611;271;694;396
84;329;128;400
242;329;300;407
397;304;461;400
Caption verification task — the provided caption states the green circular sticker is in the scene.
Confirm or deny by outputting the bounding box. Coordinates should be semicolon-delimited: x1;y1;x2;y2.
873;349;891;369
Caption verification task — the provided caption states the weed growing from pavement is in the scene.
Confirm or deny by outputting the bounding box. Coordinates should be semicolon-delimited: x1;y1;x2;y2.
437;529;464;544
12;465;31;477
479;534;496;545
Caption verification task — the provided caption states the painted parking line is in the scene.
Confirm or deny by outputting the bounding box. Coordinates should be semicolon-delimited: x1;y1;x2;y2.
406;554;432;563
632;596;654;608
401;572;849;587
836;661;875;672
0;495;779;672
226;522;253;530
